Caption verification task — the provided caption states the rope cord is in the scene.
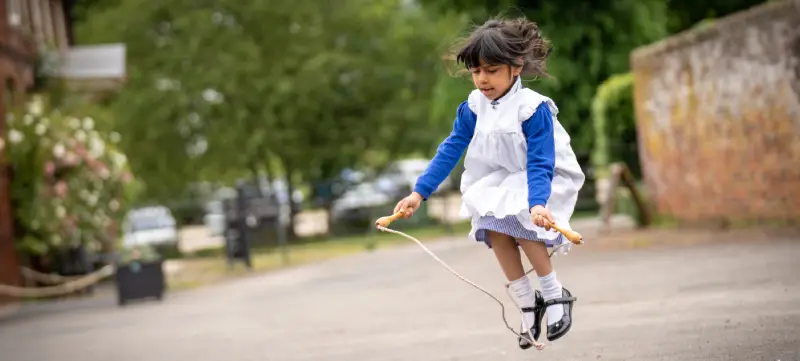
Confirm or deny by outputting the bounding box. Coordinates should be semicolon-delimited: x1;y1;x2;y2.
377;225;550;351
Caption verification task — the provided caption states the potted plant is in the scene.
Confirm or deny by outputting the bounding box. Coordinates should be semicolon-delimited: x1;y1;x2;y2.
114;244;165;306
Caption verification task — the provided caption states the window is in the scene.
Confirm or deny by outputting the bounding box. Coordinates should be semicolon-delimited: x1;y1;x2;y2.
6;0;21;27
4;79;15;110
40;0;54;46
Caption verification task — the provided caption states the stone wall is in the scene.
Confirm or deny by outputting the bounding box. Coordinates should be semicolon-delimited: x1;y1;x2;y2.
630;0;800;224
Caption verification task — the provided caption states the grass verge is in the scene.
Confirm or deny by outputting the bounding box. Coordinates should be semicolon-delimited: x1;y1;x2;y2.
167;221;473;290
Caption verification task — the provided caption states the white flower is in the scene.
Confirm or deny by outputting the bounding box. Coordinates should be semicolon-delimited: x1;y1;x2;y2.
89;134;105;158
53;143;66;158
109;199;120;211
75;130;87;143
112;152;127;168
109;132;121;143
55;206;66;218
80;190;91;202
51;234;62;246
8;129;23;144
26;96;43;116
35;123;46;135
202;89;223;104
82;117;94;130
87;193;98;206
68;117;80;129
64;152;78;164
156;78;175;90
99;168;110;179
23;114;34;126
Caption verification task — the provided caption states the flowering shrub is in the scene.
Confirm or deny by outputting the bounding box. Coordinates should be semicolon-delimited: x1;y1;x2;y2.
3;95;135;256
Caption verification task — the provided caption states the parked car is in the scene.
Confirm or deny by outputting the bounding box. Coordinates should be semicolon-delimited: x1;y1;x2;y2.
374;159;453;199
122;206;179;250
330;182;392;221
203;199;227;237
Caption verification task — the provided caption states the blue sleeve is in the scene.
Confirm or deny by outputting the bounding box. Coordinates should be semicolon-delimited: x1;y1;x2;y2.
522;102;556;209
413;101;476;199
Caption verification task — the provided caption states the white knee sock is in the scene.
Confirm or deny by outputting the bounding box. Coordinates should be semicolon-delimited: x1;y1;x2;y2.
538;271;564;325
508;275;536;330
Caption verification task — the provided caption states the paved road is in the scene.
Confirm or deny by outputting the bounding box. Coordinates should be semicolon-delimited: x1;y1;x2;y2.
2;231;799;361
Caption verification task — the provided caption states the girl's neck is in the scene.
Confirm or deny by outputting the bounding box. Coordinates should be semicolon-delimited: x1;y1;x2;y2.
492;76;519;101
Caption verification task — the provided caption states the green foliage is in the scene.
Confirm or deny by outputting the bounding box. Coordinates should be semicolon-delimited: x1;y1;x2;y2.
665;0;767;33
416;0;671;157
65;0;772;211
414;0;765;162
590;72;635;179
75;0;467;202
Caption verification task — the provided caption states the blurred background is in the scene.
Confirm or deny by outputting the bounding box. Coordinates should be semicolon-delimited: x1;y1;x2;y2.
0;0;798;359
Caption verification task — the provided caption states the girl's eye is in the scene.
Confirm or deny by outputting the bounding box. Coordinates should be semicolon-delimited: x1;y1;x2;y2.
487;69;498;74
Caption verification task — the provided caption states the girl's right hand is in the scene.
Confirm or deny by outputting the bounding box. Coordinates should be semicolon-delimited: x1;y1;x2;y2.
394;192;424;218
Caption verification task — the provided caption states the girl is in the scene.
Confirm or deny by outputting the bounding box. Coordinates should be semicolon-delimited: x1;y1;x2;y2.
393;17;585;349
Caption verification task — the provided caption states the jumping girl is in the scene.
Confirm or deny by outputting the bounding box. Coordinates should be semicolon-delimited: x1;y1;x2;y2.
393;17;585;349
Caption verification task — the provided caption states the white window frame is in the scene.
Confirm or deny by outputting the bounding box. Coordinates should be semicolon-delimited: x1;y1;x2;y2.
6;0;22;27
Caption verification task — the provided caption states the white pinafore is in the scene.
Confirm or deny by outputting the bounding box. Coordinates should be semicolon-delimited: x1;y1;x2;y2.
458;78;585;254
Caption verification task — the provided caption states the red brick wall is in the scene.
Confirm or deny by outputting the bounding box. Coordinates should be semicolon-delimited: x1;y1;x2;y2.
0;150;17;293
630;0;800;223
0;2;19;304
0;1;19;300
0;1;36;300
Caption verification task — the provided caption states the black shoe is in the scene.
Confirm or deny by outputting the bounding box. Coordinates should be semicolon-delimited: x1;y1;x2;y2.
518;290;545;349
545;288;576;342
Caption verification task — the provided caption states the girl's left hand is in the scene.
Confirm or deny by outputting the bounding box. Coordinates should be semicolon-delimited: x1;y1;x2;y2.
530;205;555;230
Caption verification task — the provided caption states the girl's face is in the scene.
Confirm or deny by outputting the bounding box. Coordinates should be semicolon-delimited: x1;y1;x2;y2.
470;60;522;100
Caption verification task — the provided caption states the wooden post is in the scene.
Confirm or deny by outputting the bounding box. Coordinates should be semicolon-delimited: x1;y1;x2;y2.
600;162;652;230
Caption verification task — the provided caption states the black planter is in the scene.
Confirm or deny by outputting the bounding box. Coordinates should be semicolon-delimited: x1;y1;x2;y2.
114;259;166;306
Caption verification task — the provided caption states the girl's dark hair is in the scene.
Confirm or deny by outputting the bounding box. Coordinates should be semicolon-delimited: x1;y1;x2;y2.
448;17;551;78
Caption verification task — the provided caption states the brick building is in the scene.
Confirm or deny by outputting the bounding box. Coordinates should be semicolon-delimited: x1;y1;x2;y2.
630;0;800;224
0;0;125;296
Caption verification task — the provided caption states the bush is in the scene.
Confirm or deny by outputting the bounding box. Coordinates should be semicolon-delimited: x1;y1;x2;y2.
590;73;640;179
4;95;136;257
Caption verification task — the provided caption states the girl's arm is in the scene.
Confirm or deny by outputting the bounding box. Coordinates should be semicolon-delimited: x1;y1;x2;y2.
522;102;556;209
413;101;477;200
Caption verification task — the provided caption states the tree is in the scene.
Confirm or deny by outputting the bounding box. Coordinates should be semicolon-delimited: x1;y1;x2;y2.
417;0;672;160
665;0;767;33
418;0;769;161
75;0;465;234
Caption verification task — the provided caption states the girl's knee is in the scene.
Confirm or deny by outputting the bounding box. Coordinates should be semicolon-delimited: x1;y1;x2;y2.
487;231;517;245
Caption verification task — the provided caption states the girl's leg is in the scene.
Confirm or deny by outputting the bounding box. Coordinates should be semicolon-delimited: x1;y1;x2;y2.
487;231;543;346
487;230;524;280
517;240;553;277
518;239;573;341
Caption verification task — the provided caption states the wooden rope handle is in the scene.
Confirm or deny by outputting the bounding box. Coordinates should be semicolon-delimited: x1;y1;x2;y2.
375;208;412;229
546;222;584;245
